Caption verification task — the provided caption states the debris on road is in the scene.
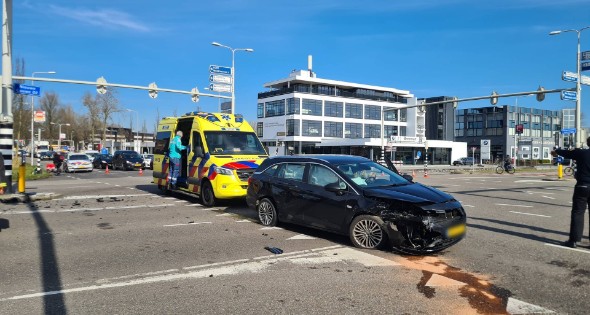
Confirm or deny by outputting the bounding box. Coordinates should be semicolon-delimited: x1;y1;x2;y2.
264;246;283;254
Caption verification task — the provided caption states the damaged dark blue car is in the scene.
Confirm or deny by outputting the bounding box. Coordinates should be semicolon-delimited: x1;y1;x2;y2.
246;155;466;255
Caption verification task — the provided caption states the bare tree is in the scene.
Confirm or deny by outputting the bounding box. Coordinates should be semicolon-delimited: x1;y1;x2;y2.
97;89;120;147
82;92;102;149
39;92;61;141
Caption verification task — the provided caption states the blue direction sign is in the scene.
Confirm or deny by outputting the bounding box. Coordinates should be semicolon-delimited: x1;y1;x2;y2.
209;65;232;75
561;128;576;135
582;51;590;61
13;83;40;96
561;90;577;101
582;62;590;72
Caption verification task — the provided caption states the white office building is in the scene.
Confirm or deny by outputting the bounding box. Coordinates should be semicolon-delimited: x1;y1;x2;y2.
255;61;466;165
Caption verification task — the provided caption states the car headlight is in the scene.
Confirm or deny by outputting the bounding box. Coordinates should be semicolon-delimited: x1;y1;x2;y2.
126;160;132;164
215;166;233;176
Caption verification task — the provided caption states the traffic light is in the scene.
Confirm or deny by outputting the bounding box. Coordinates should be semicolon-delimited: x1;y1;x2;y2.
490;91;498;105
515;124;524;134
536;86;545;102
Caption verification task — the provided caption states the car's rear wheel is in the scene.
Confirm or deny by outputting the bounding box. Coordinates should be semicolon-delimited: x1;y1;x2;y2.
200;181;216;207
257;198;278;226
349;215;387;249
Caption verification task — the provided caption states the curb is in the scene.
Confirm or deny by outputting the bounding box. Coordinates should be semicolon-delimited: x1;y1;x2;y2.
0;192;62;203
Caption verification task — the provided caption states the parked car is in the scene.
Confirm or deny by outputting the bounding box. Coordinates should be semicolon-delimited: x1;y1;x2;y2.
112;150;144;171
92;154;113;169
39;151;55;160
246;155;466;254
64;153;93;173
84;150;100;160
142;154;153;170
452;157;475;166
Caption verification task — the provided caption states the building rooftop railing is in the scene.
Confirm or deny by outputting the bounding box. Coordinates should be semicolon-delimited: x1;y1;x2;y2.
258;86;408;104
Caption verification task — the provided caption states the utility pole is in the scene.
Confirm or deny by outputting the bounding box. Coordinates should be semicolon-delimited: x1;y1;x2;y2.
1;0;14;193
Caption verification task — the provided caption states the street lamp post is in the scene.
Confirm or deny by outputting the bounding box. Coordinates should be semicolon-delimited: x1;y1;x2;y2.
124;108;139;152
50;122;70;151
30;71;56;165
550;26;590;148
211;42;254;114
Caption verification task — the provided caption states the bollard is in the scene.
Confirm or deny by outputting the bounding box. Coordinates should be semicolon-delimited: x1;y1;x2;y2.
18;163;26;193
36;158;41;174
558;164;563;179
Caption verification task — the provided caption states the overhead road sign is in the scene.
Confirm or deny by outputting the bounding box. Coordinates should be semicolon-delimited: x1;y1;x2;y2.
561;90;577;101
209;65;232;75
582;51;590;61
582;62;590;72
563;70;590;85
209;74;232;84
561;128;576;135
13;83;40;96
209;83;232;93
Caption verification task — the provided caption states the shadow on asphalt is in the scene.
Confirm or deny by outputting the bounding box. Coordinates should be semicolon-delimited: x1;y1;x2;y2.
0;218;9;231
452;185;572;208
24;195;67;314
468;216;568;245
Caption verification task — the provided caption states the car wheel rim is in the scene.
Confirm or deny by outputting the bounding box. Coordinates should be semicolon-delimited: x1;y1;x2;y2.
353;219;383;248
203;185;213;204
258;201;274;225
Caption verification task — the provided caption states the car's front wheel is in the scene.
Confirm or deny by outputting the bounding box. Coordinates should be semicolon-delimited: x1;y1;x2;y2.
349;215;388;249
257;198;278;226
200;181;216;207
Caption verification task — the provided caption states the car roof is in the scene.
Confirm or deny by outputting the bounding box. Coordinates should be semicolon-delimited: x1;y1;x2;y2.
265;154;371;165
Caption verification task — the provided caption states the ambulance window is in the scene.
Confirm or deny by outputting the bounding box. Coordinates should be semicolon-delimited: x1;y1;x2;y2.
154;131;171;155
192;131;203;153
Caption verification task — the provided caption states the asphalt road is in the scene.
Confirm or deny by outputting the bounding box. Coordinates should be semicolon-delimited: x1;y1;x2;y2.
1;167;588;314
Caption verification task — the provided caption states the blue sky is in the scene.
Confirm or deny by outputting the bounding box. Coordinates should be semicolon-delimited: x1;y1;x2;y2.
12;0;590;132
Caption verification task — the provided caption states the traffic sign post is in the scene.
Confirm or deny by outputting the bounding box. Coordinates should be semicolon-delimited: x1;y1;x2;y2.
561;128;576;135
209;65;232;75
209;83;232;93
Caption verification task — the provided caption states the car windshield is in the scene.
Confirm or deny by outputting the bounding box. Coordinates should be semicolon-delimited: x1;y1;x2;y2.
144;155;153;159
69;155;89;161
123;152;140;159
336;161;410;188
204;131;267;156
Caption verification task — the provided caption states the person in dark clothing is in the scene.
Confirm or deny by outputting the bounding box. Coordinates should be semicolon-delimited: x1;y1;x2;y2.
503;155;512;171
551;137;590;248
52;152;63;175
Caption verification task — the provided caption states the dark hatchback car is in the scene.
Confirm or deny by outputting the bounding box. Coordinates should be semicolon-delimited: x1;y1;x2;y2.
112;150;144;171
246;155;466;254
92;154;113;169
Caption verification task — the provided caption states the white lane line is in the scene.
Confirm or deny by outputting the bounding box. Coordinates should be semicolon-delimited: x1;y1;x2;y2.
174;200;186;203
522;191;555;195
514;180;549;183
4;204;175;215
545;243;590;254
509;211;551;218
128;187;135;190
235;219;252;223
0;246;397;302
163;197;176;200
495;203;533;208
59;194;153;200
184;204;202;207
216;213;232;217
163;222;212;227
462;205;475;208
542;196;555;200
114;185;121;187
260;227;283;230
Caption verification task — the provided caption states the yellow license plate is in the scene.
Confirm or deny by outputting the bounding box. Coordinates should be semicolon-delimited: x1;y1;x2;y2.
447;224;466;238
135;163;141;166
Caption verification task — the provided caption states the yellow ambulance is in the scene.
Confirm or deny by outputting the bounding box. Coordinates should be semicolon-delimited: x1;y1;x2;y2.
153;112;268;206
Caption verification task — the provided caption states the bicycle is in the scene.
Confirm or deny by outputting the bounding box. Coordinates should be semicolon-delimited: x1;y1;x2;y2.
564;163;576;176
495;164;515;174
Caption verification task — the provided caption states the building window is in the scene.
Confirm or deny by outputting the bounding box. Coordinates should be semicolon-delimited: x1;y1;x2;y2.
265;100;285;117
384;108;397;121
399;108;407;122
286;98;300;115
302;120;322;137
345;103;363;119
384;125;398;137
364;124;380;138
257;103;264;118
324;121;343;138
364;105;381;120
256;122;263;137
302;99;322;116
324;101;343;117
345;123;362;138
286;119;300;136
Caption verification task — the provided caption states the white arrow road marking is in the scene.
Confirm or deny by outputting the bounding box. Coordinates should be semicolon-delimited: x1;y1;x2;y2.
509;211;551;218
506;297;555;314
0;246;397;302
425;274;466;287
287;234;317;240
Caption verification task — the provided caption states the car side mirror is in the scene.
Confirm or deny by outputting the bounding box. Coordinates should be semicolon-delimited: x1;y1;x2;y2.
402;174;413;182
325;182;347;195
194;147;204;158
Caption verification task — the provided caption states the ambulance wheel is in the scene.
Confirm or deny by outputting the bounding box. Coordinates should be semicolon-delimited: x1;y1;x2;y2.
200;181;217;207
